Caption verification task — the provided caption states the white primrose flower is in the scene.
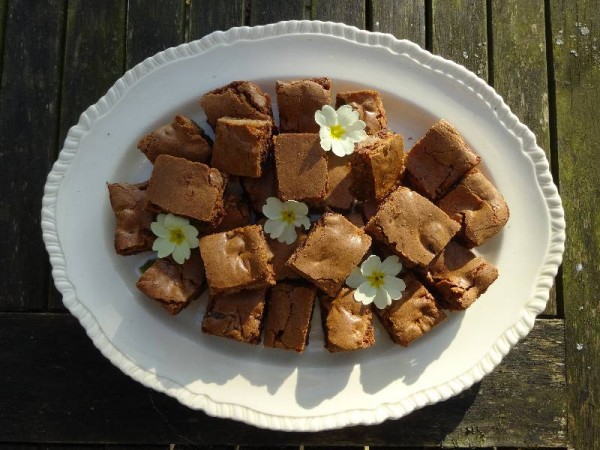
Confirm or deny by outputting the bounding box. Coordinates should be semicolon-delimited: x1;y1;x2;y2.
151;213;199;264
314;104;368;157
262;197;311;244
346;255;406;309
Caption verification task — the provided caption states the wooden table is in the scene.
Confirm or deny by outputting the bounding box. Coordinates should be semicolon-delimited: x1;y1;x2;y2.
1;0;597;448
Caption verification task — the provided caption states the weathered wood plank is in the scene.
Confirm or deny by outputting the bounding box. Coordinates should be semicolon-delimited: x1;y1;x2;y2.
0;0;65;310
370;0;426;46
188;0;245;40
550;0;600;448
431;0;488;80
313;0;366;29
0;314;565;447
250;0;307;25
49;0;127;310
490;0;556;316
126;0;185;70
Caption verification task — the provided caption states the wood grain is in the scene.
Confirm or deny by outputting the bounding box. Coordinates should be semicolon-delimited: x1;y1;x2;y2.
250;0;307;25
0;0;65;310
431;0;488;80
490;0;556;316
370;0;426;46
0;313;566;447
313;0;366;29
550;0;600;448
49;0;127;310
188;0;245;40
126;0;185;69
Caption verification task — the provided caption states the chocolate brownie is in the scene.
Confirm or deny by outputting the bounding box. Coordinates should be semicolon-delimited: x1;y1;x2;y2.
208;192;251;233
137;115;212;164
344;210;365;228
276;77;331;133
146;155;225;224
287;213;371;296
424;242;499;310
350;132;405;201
405;120;481;200
356;200;379;224
322;152;354;211
241;161;278;213
374;273;446;346
202;287;268;344
199;81;273;129
365;187;460;267
211;117;272;178
320;288;375;352
264;228;307;281
136;252;205;315
263;282;317;352
437;169;509;247
198;225;275;295
335;90;387;135
273;133;328;202
107;182;154;255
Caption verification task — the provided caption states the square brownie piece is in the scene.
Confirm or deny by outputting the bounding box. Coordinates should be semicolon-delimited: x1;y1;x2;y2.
405;120;481;200
322;153;355;211
320;288;375;352
199;225;275;295
425;242;499;310
263;227;307;281
137;115;212;164
336;90;387;135
241;161;278;213
350;132;405;201
211;117;272;178
263;282;317;352
199;81;273;129
273;133;328;202
107;182;154;255
365;187;460;267
202;287;268;344
437;169;510;247
146;155;225;224
136;252;205;315
287;213;371;297
205;192;251;234
276;77;331;133
374;273;446;347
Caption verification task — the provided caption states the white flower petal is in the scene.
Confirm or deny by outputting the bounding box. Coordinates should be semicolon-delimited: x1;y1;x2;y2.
285;200;308;217
330;139;349;157
336;104;359;126
346;267;366;289
153;237;175;258
262;197;283;219
383;275;406;300
319;130;333;151
316;105;337;126
373;287;392;309
354;282;377;305
380;255;402;276
264;218;286;238
278;224;297;244
155;213;167;226
151;221;170;238
182;223;199;241
295;215;311;230
172;243;189;264
360;255;382;276
164;213;188;229
346;129;368;143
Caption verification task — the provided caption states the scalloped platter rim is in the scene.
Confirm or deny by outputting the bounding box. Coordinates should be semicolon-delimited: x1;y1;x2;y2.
41;21;566;431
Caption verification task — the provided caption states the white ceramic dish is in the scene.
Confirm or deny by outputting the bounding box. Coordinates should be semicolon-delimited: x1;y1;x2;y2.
42;21;565;431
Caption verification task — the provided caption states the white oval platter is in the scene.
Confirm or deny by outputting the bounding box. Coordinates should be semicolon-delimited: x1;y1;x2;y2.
41;21;566;431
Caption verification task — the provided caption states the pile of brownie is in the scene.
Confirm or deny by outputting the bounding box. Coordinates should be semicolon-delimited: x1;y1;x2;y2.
108;77;509;353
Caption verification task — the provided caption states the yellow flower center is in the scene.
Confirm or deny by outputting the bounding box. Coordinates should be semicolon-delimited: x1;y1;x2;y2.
366;270;386;288
329;124;345;139
169;228;186;245
280;209;296;225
